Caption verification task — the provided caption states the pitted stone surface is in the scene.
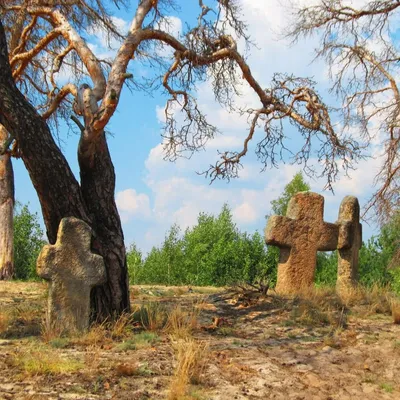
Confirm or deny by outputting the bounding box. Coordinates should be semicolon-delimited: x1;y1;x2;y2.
265;192;339;294
336;196;362;293
37;217;106;332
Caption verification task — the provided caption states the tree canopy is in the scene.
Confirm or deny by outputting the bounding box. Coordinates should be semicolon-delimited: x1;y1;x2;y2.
270;172;310;216
0;0;359;185
288;0;400;221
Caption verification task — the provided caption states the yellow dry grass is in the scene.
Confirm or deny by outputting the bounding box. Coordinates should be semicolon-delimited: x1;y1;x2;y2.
391;300;400;324
164;304;199;339
338;284;393;314
167;337;208;400
293;284;395;317
74;322;110;347
108;312;133;339
0;310;10;335
40;314;67;343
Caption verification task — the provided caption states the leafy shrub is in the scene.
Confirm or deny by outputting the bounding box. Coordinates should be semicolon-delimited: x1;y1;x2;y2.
14;202;46;280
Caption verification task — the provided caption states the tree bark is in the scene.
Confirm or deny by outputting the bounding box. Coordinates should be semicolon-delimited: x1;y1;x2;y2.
79;131;130;318
0;125;14;280
0;18;129;317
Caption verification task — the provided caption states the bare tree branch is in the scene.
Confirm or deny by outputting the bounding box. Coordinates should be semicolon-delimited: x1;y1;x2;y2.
287;0;400;222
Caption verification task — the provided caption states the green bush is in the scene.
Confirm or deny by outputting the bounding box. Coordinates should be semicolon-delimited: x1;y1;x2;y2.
127;204;271;286
315;251;337;286
14;202;46;280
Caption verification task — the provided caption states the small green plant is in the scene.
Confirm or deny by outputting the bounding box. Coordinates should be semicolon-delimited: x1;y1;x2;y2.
217;327;235;336
92;375;104;393
9;347;83;375
117;332;159;351
49;337;70;349
116;339;137;351
136;363;154;376
380;383;394;393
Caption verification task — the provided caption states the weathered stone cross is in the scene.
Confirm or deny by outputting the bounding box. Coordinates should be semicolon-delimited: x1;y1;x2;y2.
265;192;338;294
336;196;362;293
37;217;106;332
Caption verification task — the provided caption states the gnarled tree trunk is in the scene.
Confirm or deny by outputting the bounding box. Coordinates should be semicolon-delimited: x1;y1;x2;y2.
0;125;14;280
79;130;129;318
0;19;129;317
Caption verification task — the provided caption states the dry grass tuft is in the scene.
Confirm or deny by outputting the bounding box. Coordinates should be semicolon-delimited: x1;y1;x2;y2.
9;347;83;376
108;312;133;339
165;305;199;339
284;287;347;329
74;322;110;347
13;303;42;324
41;315;68;343
84;344;102;371
295;286;342;308
338;285;393;315
0;310;11;336
284;285;397;327
391;300;400;324
132;302;167;331
168;337;208;400
0;303;43;338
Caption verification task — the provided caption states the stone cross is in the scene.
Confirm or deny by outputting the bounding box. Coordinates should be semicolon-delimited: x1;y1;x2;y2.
37;217;106;333
265;192;339;294
336;196;362;293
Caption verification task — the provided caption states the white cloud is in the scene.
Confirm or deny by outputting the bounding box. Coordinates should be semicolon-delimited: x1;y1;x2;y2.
207;135;244;149
88;16;129;55
157;16;182;38
116;189;151;222
122;0;383;252
233;202;258;224
155;16;183;58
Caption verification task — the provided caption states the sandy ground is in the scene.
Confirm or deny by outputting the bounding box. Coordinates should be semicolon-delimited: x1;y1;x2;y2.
0;281;399;400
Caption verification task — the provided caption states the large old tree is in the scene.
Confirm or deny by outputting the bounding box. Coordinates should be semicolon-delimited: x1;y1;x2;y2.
0;0;359;318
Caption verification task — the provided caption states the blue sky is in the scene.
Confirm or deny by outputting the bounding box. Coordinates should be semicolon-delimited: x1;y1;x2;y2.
13;0;383;252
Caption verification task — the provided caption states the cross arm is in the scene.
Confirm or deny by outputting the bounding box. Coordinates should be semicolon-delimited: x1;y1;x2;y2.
36;245;57;281
317;222;339;251
85;253;107;288
265;215;295;248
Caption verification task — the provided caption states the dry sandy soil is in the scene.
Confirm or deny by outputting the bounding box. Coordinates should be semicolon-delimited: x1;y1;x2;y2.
0;281;399;400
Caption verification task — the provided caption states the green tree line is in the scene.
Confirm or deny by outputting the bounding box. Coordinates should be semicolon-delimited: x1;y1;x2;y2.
128;204;272;287
127;173;399;292
11;174;399;292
